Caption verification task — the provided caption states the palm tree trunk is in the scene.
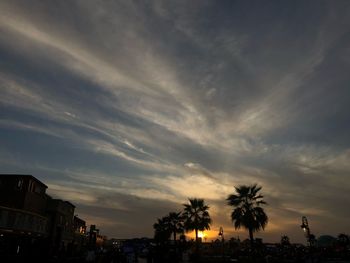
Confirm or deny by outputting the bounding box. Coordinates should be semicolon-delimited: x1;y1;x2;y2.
249;227;254;250
173;231;176;243
195;228;199;259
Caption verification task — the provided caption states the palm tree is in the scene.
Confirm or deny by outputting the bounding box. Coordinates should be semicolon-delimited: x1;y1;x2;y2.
153;217;171;243
182;198;212;243
166;212;184;242
227;184;268;249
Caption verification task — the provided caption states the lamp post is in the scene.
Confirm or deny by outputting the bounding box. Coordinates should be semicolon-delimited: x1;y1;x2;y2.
219;227;224;260
301;216;316;262
300;216;314;247
219;227;224;242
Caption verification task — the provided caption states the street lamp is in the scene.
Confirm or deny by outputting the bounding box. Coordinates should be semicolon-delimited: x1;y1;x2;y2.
300;216;313;246
219;227;224;242
218;227;225;260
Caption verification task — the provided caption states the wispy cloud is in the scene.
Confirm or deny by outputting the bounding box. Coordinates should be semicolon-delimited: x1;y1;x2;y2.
1;0;350;242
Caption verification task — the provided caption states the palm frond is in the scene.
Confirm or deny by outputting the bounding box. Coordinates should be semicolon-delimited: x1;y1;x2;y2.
227;184;268;235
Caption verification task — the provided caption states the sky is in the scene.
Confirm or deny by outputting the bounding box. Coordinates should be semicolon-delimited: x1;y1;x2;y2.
1;0;350;243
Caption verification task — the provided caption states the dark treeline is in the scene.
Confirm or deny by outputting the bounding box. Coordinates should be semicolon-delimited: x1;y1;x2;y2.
149;184;350;263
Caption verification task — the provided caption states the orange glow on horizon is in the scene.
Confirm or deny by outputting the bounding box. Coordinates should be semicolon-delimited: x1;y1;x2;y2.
198;231;206;239
186;230;221;242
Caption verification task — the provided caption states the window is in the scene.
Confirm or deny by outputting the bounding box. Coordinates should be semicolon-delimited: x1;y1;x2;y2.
16;179;23;190
34;185;42;194
28;181;33;192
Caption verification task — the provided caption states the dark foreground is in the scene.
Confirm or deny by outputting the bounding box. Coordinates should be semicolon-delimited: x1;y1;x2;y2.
1;242;350;263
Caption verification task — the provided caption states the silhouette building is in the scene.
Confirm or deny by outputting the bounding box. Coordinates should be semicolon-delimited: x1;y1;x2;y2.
0;174;49;237
73;215;87;249
46;198;75;248
0;174;93;256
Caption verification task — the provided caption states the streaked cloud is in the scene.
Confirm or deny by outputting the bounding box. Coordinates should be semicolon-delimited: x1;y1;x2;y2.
1;0;350;242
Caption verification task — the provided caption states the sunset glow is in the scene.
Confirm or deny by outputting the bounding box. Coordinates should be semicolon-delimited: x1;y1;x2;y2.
186;230;223;242
198;231;206;239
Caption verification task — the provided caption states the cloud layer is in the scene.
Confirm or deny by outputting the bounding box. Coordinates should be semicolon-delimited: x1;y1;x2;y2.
1;0;350;242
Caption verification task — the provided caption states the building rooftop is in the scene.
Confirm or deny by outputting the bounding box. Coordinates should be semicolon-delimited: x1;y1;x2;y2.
0;174;48;189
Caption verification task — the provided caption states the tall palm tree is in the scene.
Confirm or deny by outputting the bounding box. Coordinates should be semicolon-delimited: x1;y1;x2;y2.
166;212;184;242
227;184;268;249
182;198;212;243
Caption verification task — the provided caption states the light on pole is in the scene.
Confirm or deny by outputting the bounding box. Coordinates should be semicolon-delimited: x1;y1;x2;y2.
219;226;224;242
300;216;314;247
218;227;224;259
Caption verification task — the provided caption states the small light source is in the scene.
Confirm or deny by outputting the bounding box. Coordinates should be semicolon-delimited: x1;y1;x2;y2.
300;222;308;232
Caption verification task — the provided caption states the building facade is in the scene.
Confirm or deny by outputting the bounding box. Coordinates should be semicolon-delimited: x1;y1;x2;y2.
0;174;93;256
0;174;49;238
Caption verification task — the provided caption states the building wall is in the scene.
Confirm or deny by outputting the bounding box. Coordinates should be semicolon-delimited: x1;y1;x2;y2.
0;175;48;215
0;175;27;209
23;180;48;215
0;206;48;235
46;198;75;246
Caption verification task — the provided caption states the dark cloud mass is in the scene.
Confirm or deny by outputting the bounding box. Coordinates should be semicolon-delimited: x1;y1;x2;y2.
1;0;350;242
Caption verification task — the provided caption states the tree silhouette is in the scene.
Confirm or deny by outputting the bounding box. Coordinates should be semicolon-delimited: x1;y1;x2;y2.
153;212;184;244
227;184;268;249
153;217;171;243
281;235;290;246
337;233;349;247
166;212;184;242
182;198;212;243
